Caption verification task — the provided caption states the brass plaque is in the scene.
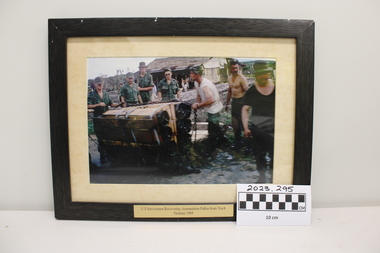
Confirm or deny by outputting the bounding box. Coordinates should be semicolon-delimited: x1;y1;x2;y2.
134;204;234;218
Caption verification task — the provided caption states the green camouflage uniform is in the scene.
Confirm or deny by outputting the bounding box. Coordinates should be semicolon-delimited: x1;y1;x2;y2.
136;73;154;102
158;78;180;101
87;90;114;117
120;83;140;103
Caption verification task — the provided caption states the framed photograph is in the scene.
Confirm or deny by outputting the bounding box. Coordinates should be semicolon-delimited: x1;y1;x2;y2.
49;18;314;221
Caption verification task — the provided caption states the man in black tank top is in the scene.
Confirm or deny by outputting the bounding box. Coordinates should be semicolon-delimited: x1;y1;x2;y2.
241;61;275;176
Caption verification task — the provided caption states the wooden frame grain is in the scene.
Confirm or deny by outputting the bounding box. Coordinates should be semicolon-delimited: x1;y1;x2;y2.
49;18;314;221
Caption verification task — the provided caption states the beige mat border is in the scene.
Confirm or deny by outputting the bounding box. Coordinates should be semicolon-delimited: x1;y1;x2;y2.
67;36;296;203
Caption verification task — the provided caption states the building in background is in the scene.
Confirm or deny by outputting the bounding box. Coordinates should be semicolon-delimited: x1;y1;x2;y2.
146;57;229;88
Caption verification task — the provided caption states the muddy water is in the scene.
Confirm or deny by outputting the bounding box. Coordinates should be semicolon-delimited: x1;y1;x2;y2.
89;134;272;184
89;81;273;184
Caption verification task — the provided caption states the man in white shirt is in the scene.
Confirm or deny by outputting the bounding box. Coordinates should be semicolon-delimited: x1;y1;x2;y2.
190;65;225;156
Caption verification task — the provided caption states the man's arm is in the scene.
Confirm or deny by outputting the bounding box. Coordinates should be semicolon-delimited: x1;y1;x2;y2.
191;91;202;109
192;86;214;110
196;93;201;103
120;96;127;107
201;86;215;106
241;105;251;137
138;86;153;91
110;102;122;107
157;81;162;101
119;87;126;107
87;94;106;109
175;81;181;100
226;85;232;111
240;75;249;92
138;75;154;91
88;102;106;109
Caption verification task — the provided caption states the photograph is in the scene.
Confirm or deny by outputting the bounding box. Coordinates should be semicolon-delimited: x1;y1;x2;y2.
87;57;276;185
49;18;313;219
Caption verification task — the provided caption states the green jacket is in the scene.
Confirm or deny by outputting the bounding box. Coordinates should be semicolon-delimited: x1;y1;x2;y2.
121;83;140;103
158;78;180;101
136;73;154;102
88;90;113;117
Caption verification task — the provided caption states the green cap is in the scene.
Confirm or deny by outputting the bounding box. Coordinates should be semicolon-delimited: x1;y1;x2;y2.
253;61;273;75
139;62;147;68
94;77;103;84
126;72;134;79
190;65;203;75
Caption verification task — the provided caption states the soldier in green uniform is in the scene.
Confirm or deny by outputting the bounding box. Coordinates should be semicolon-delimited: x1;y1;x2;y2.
120;72;143;105
157;68;180;101
88;77;122;163
88;77;121;117
136;62;154;103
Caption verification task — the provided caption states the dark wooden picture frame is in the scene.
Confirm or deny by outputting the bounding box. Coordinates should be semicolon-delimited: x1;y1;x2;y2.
49;18;314;221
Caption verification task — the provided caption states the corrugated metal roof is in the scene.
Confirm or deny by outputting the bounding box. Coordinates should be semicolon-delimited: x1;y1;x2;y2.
146;57;212;73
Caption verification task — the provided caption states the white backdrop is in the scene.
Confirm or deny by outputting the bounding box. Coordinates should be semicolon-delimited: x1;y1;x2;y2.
1;0;380;211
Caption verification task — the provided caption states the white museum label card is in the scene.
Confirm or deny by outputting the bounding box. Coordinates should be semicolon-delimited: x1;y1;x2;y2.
236;184;311;226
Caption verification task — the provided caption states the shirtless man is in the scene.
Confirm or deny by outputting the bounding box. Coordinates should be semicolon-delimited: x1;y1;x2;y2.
225;60;249;149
